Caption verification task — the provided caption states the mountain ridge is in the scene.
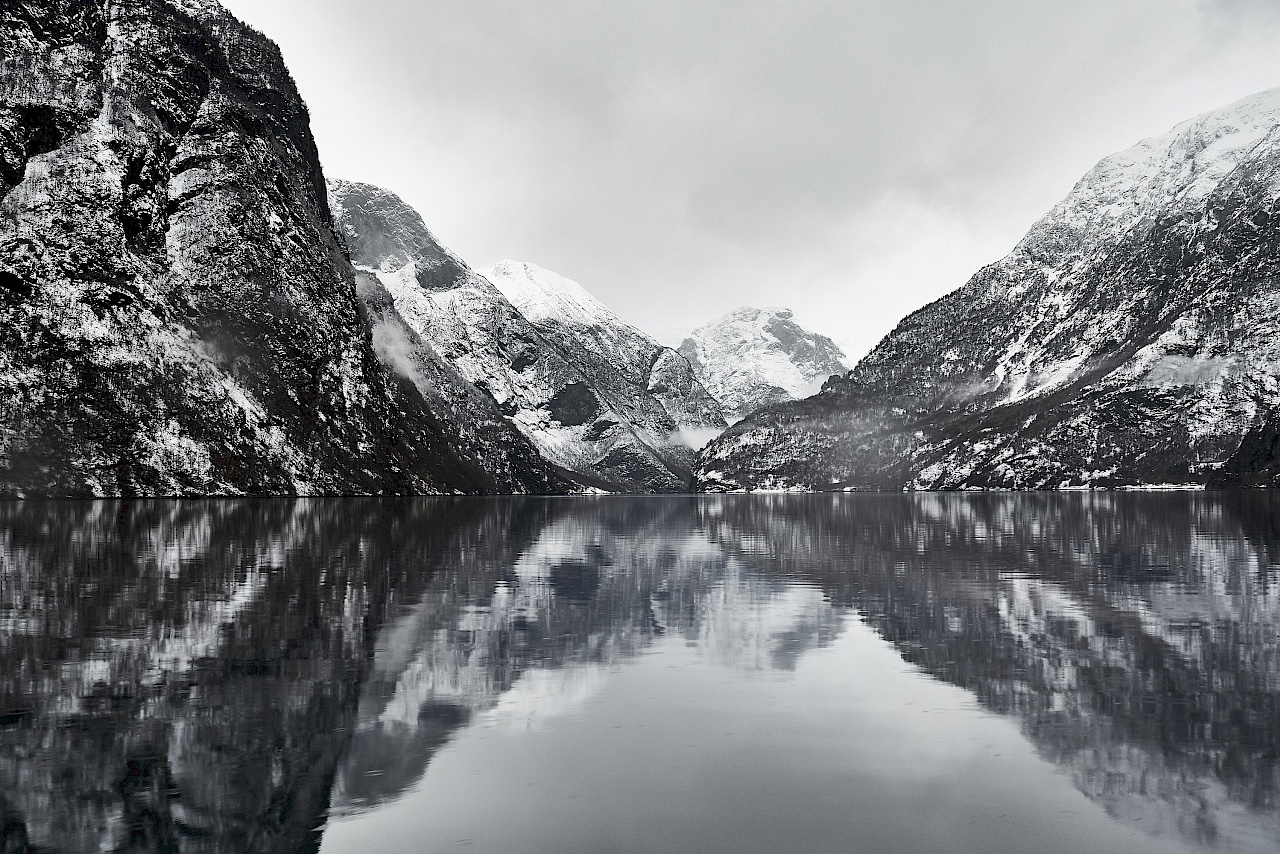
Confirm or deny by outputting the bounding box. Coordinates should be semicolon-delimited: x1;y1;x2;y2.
696;86;1280;492
331;181;726;493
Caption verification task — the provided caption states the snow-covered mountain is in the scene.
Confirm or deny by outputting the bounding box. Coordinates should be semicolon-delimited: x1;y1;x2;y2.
483;259;726;445
331;182;726;492
678;307;849;422
698;87;1280;491
0;0;567;496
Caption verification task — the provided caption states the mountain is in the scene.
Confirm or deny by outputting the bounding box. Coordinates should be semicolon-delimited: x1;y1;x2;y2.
483;259;726;452
330;179;725;492
697;88;1280;491
678;306;849;422
0;0;566;496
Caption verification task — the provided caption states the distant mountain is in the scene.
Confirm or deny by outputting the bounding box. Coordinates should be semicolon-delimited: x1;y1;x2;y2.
0;0;566;496
697;88;1280;491
483;260;727;456
678;307;848;422
331;182;725;492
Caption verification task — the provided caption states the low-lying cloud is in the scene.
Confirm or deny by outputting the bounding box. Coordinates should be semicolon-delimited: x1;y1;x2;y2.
671;427;724;452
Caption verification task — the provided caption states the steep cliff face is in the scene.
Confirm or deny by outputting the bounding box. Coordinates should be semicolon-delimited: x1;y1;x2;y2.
331;180;726;492
679;307;848;422
698;88;1280;491
0;0;564;496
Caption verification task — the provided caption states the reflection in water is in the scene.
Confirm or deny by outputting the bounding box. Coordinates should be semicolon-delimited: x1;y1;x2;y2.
709;494;1280;851
0;494;1278;852
329;499;843;818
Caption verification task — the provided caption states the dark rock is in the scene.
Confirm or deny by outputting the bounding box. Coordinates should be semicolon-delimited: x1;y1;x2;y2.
0;0;568;496
547;382;600;427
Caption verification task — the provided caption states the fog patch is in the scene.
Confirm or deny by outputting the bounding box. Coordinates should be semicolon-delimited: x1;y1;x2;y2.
371;315;440;400
1139;355;1237;389
793;375;836;401
671;426;724;450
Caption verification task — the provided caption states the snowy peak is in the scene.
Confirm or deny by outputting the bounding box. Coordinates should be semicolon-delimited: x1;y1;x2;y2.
680;307;848;422
483;259;726;433
484;260;623;330
1014;86;1280;266
333;197;724;492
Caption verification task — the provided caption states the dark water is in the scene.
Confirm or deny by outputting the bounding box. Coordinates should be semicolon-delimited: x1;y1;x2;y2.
2;495;1280;853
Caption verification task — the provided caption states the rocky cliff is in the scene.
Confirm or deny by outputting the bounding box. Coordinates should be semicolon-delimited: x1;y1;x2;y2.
331;179;726;492
0;0;565;496
697;88;1280;491
679;306;848;422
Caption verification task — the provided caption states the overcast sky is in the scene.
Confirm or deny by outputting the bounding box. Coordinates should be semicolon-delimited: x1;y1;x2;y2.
221;0;1280;358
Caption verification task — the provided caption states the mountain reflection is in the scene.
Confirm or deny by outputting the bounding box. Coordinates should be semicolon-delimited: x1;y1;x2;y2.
0;499;547;854
1;494;1279;851
329;498;842;817
704;493;1280;849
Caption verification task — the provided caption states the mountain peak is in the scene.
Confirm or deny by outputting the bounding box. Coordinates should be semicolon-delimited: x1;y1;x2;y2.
483;261;619;330
332;208;724;491
329;180;465;279
681;307;848;423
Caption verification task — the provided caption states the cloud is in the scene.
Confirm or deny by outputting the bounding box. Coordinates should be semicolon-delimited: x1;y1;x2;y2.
670;427;724;451
221;0;1280;361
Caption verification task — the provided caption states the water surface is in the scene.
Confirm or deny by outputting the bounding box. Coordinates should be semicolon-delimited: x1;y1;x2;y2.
1;494;1278;853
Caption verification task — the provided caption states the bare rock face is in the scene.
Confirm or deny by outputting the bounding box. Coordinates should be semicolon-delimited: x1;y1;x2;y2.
698;88;1280;491
331;180;726;492
0;0;565;496
679;306;848;423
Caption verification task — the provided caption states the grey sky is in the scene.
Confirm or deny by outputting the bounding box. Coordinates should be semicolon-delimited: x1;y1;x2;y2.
221;0;1280;358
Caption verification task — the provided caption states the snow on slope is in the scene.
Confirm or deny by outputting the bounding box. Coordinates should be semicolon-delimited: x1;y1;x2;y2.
486;261;656;382
483;260;727;440
486;261;615;329
679;307;849;422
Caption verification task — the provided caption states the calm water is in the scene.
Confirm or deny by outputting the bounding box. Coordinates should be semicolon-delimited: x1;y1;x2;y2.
1;495;1279;853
